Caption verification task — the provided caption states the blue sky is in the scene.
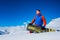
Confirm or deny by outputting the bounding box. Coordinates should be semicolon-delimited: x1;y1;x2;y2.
0;0;60;26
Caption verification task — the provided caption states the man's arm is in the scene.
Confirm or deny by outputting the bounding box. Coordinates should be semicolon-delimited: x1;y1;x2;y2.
31;17;35;24
42;16;46;26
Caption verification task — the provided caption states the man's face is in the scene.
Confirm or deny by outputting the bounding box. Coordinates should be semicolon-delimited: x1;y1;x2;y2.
36;10;40;15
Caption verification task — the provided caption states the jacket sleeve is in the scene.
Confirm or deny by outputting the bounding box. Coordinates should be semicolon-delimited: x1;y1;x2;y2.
31;16;36;24
42;16;46;26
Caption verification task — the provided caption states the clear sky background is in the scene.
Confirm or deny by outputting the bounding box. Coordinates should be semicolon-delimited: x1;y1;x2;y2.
0;0;60;26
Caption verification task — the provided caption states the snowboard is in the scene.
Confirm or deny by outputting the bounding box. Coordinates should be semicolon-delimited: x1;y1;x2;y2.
27;24;55;33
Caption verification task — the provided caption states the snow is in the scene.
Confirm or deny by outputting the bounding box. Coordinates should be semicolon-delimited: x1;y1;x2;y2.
0;29;60;40
0;18;60;40
46;18;60;30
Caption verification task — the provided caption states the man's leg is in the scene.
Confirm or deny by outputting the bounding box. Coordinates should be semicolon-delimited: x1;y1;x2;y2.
29;30;34;33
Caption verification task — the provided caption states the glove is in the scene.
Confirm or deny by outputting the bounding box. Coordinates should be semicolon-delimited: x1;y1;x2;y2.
42;26;46;30
29;23;32;25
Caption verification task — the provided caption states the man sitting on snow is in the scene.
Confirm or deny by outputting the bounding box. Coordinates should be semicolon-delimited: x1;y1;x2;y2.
29;9;46;33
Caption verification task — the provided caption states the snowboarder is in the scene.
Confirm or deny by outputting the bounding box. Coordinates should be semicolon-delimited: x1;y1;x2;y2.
28;9;46;33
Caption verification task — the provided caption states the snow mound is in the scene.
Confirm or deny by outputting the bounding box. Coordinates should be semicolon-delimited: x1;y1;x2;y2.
46;18;60;30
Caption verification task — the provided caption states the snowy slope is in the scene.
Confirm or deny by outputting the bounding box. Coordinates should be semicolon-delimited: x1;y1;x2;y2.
46;18;60;30
0;18;60;40
0;31;60;40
